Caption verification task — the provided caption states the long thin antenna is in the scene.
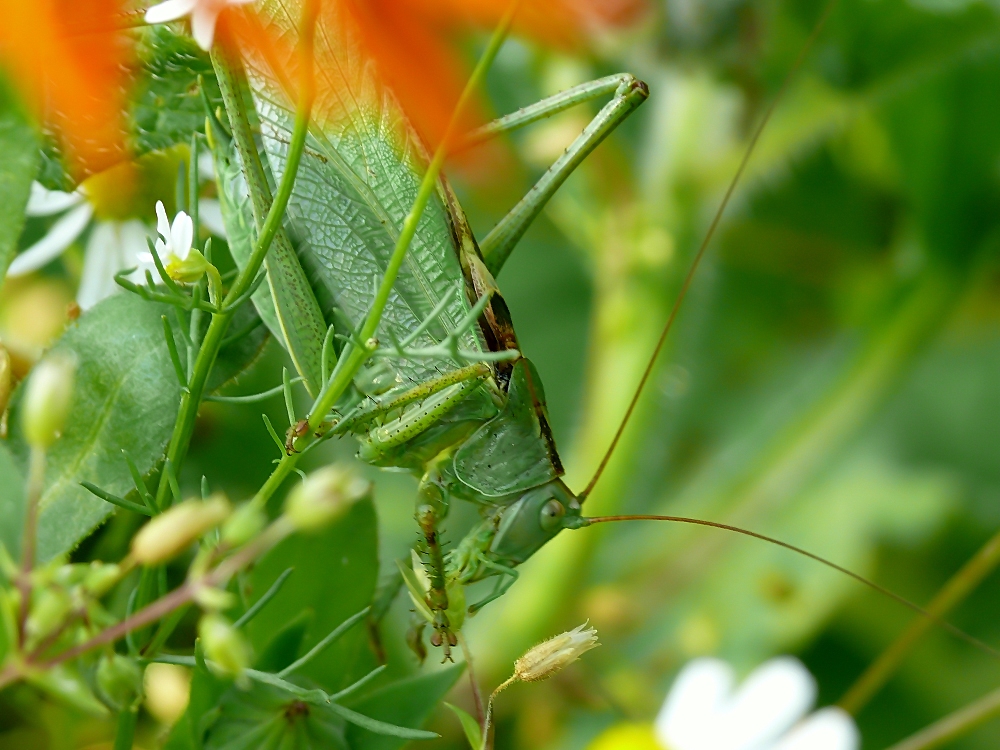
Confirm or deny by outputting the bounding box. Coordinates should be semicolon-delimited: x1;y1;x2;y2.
583;514;1000;660
579;0;842;501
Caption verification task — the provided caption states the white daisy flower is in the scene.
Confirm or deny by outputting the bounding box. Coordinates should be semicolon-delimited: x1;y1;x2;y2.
145;0;255;51
6;182;150;309
588;657;859;750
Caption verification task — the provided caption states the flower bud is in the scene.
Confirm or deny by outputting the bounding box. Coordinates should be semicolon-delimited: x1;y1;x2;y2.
96;653;142;710
284;465;370;532
25;587;72;645
220;503;266;548
514;623;599;683
166;247;209;284
131;494;231;565
199;614;251;685
193;585;236;612
21;352;76;448
83;563;121;598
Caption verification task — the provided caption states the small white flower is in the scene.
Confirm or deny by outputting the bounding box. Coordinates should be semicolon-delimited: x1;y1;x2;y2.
654;657;859;750
139;201;208;283
145;0;255;51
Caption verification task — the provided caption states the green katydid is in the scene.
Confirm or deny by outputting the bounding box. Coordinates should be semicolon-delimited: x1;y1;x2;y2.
208;0;999;664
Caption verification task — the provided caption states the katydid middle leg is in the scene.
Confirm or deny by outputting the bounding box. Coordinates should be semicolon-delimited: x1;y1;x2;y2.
460;73;649;275
468;557;519;613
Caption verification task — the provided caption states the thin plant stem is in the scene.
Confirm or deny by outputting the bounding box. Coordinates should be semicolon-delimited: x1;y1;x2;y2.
0;519;297;690
305;0;523;430
252;0;522;510
482;676;518;750
153;0;319;511
17;446;46;646
885;686;1000;750
840;525;1000;715
457;632;485;729
113;704;139;750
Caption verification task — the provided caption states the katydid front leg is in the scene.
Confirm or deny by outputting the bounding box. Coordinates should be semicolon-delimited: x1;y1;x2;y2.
462;73;649;275
468;557;519;613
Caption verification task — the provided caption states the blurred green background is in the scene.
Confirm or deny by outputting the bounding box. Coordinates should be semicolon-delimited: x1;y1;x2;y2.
5;0;1000;747
279;0;1000;744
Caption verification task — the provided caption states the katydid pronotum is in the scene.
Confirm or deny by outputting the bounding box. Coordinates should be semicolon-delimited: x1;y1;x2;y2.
208;0;997;667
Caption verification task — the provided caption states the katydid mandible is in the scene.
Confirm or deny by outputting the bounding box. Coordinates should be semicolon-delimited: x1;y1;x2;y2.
210;0;993;663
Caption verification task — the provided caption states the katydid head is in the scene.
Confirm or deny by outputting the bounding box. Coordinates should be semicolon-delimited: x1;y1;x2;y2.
489;479;585;564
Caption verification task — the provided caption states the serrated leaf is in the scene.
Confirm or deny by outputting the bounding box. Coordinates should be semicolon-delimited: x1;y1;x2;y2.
3;295;182;560
130;26;223;158
246;498;378;693
0;74;39;286
344;666;463;750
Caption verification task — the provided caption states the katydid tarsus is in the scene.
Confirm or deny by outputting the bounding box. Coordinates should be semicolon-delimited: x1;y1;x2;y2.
210;0;998;666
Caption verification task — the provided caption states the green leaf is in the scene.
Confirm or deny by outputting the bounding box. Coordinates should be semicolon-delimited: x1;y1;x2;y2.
130;26;223;158
246;498;379;693
444;702;482;750
0;75;39;286
203;681;349;750
3;295;183;560
344;666;463;750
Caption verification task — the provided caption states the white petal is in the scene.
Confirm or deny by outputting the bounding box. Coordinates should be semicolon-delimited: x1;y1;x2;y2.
25;183;83;216
118;220;152;268
656;658;735;750
154;238;169;260
155;200;171;240
144;0;199;24
773;708;860;750
78;222;120;309
718;657;816;750
190;3;222;50
198;198;227;237
7;203;93;276
171;211;194;259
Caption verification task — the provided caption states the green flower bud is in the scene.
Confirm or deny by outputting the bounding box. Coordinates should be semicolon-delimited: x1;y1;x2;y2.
166;247;210;284
192;585;236;612
219;503;266;548
131;494;231;565
21;352;76;448
26;587;72;645
284;465;370;533
96;653;142;710
82;563;121;598
199;614;251;685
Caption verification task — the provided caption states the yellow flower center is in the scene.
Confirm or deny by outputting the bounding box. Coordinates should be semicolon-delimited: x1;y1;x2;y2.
80;147;184;222
587;723;662;750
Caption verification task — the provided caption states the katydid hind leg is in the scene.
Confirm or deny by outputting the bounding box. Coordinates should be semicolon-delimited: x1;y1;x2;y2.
474;74;649;275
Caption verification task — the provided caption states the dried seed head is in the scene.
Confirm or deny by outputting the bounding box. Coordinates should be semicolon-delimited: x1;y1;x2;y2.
21;352;76;448
514;623;600;683
131;494;231;565
284;465;370;532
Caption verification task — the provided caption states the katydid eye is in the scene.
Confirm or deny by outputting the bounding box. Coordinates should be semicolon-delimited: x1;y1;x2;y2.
539;499;565;531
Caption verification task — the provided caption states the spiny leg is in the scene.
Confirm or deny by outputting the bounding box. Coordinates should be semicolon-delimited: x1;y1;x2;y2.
415;458;458;661
468;557;519;614
461;73;649;275
332;362;490;435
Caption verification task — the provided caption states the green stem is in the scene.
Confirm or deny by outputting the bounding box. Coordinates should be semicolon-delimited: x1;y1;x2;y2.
840;525;1000;715
17;446;46;646
305;0;522;429
113;704;138;750
152;4;317;511
885;687;1000;750
249;1;522;512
